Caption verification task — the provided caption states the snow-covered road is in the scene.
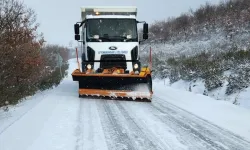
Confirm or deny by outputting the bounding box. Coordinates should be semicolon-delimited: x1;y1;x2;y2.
75;96;250;150
1;59;250;150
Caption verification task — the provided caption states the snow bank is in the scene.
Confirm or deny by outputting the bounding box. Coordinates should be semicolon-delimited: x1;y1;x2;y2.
161;77;250;109
237;87;250;109
154;81;250;141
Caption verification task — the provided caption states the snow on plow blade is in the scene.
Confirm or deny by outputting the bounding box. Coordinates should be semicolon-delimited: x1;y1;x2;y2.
72;68;153;101
78;89;152;100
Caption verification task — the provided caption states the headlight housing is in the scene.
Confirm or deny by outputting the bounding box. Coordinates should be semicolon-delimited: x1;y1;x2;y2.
134;63;139;69
87;64;92;70
132;61;141;72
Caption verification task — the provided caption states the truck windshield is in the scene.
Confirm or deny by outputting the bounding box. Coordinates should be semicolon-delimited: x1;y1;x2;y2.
86;19;138;42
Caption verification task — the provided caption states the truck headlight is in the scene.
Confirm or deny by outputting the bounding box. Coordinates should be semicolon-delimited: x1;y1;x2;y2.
134;63;139;69
87;64;92;70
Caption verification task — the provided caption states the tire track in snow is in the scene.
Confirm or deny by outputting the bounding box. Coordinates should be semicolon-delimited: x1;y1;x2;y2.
75;99;108;150
150;102;226;150
96;100;136;150
114;102;167;150
151;96;250;150
75;98;83;150
118;101;192;150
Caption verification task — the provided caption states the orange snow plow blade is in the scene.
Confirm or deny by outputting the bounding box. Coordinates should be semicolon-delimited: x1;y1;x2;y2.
72;67;153;101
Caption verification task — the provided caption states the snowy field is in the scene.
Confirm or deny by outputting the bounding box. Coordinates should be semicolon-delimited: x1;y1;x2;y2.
0;59;250;150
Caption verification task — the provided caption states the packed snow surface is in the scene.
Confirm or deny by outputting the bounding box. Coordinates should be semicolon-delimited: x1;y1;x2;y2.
1;59;250;150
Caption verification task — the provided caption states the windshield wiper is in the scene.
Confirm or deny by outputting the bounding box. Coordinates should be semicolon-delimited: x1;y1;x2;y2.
89;36;136;42
99;36;112;41
88;38;101;42
89;37;111;42
109;36;135;42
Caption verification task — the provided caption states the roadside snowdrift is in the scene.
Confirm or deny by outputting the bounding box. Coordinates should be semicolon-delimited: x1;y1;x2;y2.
160;78;250;109
154;80;250;141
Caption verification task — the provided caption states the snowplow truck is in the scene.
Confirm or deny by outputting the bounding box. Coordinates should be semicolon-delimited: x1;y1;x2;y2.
72;6;153;101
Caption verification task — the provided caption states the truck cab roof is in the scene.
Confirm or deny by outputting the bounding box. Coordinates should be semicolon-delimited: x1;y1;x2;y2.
86;15;136;19
81;6;137;20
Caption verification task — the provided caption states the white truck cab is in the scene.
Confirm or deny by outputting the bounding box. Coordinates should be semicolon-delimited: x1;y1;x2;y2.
74;6;149;74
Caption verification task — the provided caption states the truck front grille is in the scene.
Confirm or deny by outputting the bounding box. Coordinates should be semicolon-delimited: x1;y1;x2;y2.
100;54;127;70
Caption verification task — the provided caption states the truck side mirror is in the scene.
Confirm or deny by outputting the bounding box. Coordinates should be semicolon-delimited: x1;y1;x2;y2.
74;24;80;35
143;23;148;39
75;35;80;41
143;33;148;40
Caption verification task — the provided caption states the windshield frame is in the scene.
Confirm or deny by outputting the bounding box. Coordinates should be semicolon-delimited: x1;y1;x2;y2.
86;18;138;42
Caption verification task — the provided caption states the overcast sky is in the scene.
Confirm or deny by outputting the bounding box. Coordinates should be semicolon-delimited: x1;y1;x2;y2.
23;0;221;47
